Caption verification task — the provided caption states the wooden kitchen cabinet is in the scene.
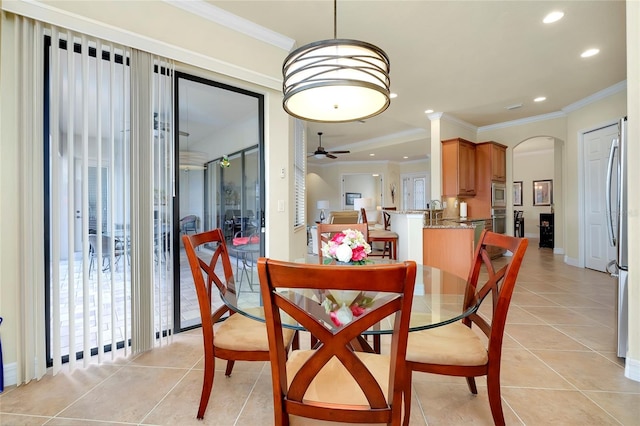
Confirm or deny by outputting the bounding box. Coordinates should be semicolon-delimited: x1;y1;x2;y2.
442;138;476;197
476;141;507;182
465;141;507;224
491;143;506;181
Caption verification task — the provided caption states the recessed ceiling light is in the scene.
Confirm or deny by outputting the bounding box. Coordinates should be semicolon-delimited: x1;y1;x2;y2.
390;93;398;99
369;153;375;156
424;109;434;114
581;48;600;58
543;11;564;24
403;156;408;159
534;96;546;102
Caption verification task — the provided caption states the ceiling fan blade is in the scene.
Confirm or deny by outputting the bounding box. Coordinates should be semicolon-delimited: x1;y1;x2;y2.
326;153;338;159
328;150;350;154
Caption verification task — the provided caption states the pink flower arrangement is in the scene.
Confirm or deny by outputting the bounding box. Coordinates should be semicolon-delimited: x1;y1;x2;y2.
322;290;374;327
321;228;371;265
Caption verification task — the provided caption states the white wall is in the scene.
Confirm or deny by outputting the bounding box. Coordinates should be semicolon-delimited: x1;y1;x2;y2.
513;143;555;238
307;159;429;224
625;0;639;378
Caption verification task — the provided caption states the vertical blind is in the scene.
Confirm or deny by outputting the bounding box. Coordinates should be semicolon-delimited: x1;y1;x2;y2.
294;119;306;227
9;12;176;382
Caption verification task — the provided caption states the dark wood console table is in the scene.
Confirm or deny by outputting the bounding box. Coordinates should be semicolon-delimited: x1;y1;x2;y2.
539;213;554;248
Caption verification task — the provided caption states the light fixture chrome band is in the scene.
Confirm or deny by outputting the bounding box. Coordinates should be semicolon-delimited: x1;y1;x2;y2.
283;38;391;123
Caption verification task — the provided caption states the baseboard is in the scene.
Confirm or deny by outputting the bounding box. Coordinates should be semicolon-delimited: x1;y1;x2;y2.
553;247;565;255
564;255;580;267
625;356;640;382
2;362;17;389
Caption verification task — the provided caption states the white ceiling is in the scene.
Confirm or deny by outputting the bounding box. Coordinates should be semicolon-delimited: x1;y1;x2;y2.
196;0;626;163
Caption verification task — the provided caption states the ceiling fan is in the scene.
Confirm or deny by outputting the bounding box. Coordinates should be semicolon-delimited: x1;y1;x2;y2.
309;132;350;159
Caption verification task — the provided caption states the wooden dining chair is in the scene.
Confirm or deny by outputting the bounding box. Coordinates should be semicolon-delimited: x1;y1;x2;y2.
257;258;417;425
362;208;399;260
403;230;528;426
182;229;298;420
316;222;369;264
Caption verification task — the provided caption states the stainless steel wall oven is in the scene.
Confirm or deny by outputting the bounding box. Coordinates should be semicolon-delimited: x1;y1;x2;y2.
491;208;506;234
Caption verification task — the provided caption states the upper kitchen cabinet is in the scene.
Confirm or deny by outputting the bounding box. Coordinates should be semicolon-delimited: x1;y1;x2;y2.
476;141;507;182
442;138;476;197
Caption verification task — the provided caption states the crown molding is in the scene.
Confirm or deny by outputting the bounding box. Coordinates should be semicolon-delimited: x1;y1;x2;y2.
478;111;567;132
562;80;627;113
340;128;428;151
163;0;295;52
440;113;478;132
2;0;283;91
427;112;478;133
479;80;627;132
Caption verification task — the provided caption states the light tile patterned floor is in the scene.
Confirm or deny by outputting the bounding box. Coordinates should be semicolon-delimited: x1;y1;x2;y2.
2;240;639;425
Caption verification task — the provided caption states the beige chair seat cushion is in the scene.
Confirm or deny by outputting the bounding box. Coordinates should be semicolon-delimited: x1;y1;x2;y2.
406;322;488;366
215;309;296;351
369;229;398;239
329;210;359;224
286;349;390;407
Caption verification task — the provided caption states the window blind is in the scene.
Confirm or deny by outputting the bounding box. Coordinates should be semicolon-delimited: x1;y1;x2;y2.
294;120;306;227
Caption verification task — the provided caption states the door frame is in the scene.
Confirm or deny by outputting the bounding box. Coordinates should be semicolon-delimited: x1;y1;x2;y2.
579;120;619;271
172;71;265;333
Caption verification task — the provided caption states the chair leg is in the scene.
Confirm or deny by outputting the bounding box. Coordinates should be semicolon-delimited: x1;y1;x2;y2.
486;373;505;426
403;370;413;426
466;376;478;394
197;353;215;419
225;360;235;376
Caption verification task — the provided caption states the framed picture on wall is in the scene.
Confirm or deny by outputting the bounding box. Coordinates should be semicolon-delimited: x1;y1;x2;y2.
513;181;523;206
533;180;553;206
345;192;361;206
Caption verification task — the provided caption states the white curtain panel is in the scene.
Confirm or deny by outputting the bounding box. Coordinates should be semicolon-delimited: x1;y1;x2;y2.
7;12;47;386
6;12;175;382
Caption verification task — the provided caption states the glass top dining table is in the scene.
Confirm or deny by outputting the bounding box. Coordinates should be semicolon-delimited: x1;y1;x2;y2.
219;261;477;336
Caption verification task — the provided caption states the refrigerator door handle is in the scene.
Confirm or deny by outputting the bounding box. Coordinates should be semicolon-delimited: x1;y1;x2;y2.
605;138;618;247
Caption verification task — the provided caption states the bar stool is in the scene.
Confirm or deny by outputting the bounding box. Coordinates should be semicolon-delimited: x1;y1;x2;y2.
514;210;524;237
367;211;398;260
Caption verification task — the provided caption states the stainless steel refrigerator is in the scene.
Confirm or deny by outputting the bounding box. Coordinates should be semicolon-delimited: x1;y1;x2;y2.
606;116;628;358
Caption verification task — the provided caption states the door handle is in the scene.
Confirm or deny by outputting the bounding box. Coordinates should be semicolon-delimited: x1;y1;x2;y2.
605;138;618;247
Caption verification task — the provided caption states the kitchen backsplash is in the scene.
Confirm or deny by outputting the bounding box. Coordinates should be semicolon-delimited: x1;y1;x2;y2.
442;196;460;218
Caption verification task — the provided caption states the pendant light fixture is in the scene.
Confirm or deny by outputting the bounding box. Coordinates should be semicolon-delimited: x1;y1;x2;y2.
282;0;391;123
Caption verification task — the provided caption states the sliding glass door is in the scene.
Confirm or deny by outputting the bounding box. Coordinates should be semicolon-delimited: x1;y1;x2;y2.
174;73;264;330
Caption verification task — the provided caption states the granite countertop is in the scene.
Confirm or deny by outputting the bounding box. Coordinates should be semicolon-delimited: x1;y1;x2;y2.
387;210;430;214
443;216;492;222
423;220;476;229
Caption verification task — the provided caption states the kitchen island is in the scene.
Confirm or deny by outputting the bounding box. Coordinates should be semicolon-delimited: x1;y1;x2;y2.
423;223;476;279
387;211;481;273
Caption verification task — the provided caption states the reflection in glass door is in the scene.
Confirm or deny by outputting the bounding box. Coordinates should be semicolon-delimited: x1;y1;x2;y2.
175;73;264;331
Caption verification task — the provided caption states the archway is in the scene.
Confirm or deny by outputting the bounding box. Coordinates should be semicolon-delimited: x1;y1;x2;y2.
512;136;564;253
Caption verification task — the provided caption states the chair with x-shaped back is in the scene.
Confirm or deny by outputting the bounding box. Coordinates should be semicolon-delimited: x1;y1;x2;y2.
182;228;298;419
258;258;417;425
403;230;528;426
